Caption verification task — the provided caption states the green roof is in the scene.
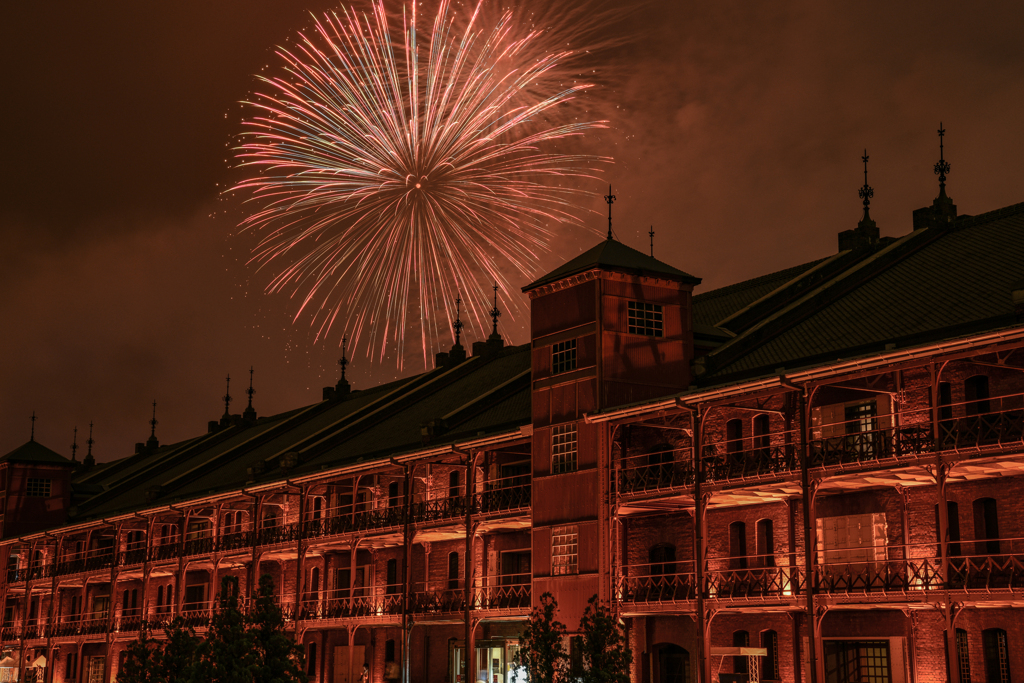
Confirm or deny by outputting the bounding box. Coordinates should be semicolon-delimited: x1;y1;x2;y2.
524;238;701;291
0;440;75;466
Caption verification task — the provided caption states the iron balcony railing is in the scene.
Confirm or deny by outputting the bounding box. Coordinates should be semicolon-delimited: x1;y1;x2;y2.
616;390;1024;491
297;579;531;621
618;540;1024;605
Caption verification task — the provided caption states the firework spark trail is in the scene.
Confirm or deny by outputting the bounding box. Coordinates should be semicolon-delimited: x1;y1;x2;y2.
232;0;610;368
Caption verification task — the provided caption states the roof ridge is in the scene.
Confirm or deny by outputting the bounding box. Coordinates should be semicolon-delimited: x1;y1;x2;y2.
953;201;1024;231
693;258;828;302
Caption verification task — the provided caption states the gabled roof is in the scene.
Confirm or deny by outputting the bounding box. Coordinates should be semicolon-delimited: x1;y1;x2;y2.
71;345;532;520
0;440;75;466
524;238;701;291
704;202;1024;380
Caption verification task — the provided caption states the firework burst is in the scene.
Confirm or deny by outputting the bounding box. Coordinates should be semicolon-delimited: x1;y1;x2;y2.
232;0;609;367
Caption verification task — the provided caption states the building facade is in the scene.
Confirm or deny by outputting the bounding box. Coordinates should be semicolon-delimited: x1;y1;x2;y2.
2;178;1024;683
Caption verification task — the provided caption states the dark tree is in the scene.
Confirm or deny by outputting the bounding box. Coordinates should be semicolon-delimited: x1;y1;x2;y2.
196;576;255;683
578;596;631;683
249;574;306;683
118;622;164;683
514;592;568;683
160;619;201;683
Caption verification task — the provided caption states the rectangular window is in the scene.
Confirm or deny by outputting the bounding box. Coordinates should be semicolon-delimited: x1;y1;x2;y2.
551;525;578;576
551;424;578;474
552;339;577;374
26;478;50;497
823;641;891;683
627;301;663;337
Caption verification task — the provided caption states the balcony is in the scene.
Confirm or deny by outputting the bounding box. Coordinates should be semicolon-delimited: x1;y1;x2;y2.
617;560;698;605
296;579;531;623
617;390;1024;493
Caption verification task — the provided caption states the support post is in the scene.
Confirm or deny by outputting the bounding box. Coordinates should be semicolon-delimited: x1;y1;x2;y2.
465;452;479;683
401;464;413;683
691;407;709;683
799;387;821;683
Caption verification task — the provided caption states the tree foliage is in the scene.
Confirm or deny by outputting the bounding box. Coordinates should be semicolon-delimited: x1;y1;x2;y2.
249;574;306;683
514;592;568;683
577;596;631;683
116;574;304;683
117;622;163;683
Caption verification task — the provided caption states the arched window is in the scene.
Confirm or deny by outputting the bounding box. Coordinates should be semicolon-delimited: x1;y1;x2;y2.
157;585;164;613
973;497;1000;555
935;501;962;557
448;552;460;590
760;630;779;681
938;382;953;420
729;521;747;570
449;470;460;499
965;375;991;416
655;644;689;683
956;628;971;683
755;519;775;568
310;567;320;601
386;558;399;594
983;628;1010;683
733;631;750;674
649;544;676;576
753;414;770;455
388;481;401;508
307;641;317;677
726;419;744;457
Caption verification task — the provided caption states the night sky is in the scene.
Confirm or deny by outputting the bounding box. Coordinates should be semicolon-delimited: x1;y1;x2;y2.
2;1;1023;461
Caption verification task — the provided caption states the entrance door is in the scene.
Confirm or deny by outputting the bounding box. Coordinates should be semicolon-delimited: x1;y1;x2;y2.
334;645;365;683
657;645;690;683
824;641;891;683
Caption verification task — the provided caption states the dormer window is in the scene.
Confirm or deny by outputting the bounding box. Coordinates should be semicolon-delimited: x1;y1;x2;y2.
26;478;50;498
628;301;663;337
552;339;577;374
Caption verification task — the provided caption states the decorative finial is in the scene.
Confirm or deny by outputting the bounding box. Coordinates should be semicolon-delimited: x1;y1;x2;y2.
604;185;617;240
150;401;158;438
934;123;950;198
246;367;255;410
84;422;95;468
71;426;78;463
223;374;232;419
30;411;36;442
453;297;464;345
859;149;874;222
339;335;349;383
490;284;501;337
243;366;257;422
649;226;655;257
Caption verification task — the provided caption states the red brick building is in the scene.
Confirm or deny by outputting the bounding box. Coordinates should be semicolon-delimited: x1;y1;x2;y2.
3;176;1024;683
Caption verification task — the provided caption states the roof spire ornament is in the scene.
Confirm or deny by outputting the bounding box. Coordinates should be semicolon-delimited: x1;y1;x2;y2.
649;226;655;257
934;122;951;200
243;366;257;422
858;149;874;225
335;335;351;396
453;296;464;346
222;374;232;420
604;185;617;240
71;426;78;463
30;411;36;442
146;400;159;450
490;284;501;337
84;422;95;468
